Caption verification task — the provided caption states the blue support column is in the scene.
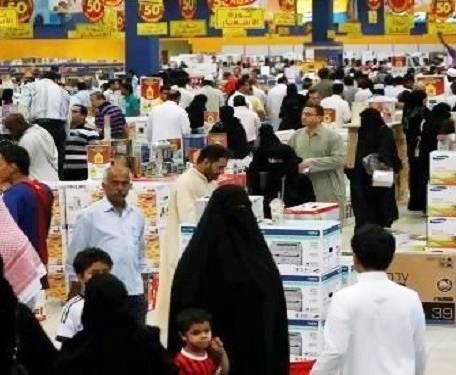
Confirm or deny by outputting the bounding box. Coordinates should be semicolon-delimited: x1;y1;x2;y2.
125;0;160;76
312;0;334;45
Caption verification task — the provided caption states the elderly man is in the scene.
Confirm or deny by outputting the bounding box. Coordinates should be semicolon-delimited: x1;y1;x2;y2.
288;104;346;218
3;113;59;181
67;166;148;323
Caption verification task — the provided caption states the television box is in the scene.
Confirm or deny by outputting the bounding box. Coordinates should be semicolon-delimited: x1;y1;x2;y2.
427;185;456;217
288;320;324;362
427;217;456;249
282;268;341;321
387;252;456;324
430;151;456;185
285;202;339;221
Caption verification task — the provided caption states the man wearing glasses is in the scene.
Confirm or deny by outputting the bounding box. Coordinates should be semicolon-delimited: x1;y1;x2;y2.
61;105;100;181
288;104;346;219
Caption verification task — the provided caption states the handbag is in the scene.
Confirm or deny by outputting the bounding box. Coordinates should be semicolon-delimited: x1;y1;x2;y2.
10;306;29;375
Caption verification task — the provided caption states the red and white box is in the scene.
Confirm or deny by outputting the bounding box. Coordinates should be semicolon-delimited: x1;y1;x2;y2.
285;203;339;221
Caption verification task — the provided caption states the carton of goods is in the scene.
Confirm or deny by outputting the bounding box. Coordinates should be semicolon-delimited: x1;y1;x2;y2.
288;320;324;362
387;251;456;324
427;185;456;217
427;217;456;248
430;151;456;185
285;202;339;221
282;268;341;321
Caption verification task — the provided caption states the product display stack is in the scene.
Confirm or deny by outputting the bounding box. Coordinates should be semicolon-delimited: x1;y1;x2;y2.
180;218;343;363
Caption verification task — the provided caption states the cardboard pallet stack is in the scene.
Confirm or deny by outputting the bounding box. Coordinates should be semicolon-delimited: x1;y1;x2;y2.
180;219;343;362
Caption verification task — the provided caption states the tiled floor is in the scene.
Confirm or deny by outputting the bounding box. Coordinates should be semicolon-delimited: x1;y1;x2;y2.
42;208;455;373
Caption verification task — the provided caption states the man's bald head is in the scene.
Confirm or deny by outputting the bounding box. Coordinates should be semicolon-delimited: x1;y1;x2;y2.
102;166;132;209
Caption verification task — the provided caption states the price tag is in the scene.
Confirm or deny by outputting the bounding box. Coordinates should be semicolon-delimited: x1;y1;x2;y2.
0;0;33;23
82;0;104;22
138;0;164;23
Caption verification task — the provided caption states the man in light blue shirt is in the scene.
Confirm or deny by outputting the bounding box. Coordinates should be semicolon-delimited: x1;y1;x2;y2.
67;166;148;323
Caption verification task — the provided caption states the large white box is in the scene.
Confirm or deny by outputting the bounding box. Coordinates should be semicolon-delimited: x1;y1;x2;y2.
288;320;324;362
180;220;342;276
282;268;341;321
195;195;264;223
285;202;339;221
427;185;456;217
262;221;341;276
430;151;456;185
427;217;456;249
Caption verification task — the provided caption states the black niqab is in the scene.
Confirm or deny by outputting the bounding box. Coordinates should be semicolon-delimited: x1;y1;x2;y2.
168;185;289;375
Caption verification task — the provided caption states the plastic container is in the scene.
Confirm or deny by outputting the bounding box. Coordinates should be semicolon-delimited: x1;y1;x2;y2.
290;361;316;375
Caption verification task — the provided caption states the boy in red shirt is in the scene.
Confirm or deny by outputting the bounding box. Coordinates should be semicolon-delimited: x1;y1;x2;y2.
175;308;229;375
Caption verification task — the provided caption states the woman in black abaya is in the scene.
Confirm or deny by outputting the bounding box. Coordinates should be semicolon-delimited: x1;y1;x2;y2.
168;185;289;375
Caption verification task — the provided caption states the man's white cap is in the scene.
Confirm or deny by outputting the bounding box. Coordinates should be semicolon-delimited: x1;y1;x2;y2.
448;68;456;78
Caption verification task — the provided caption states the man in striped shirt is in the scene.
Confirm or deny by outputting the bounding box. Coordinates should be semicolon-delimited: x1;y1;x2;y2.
90;91;127;139
62;105;100;181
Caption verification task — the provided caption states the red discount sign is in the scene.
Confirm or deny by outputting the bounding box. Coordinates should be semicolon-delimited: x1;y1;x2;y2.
387;0;413;13
138;0;164;22
0;0;33;22
431;0;455;21
82;0;104;22
207;0;256;12
179;0;197;19
104;0;123;6
279;0;296;12
366;0;382;11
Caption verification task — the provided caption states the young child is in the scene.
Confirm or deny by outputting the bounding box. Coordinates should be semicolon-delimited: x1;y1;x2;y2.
175;308;230;375
56;247;112;343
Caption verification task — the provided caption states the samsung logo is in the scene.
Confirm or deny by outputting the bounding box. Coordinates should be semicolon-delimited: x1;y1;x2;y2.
432;156;449;160
430;218;447;224
430;186;447;191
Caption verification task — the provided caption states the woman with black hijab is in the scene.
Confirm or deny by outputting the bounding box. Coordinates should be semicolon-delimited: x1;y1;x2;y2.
417;102;455;209
168;185;289;375
346;108;402;229
278;83;306;130
56;273;175;375
186;94;207;134
248;143;316;218
210;105;249;158
401;89;429;211
0;255;57;375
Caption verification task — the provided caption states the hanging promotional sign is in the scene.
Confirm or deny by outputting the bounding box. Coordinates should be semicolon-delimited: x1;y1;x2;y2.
278;0;296;12
386;0;414;14
0;7;18;28
431;0;455;21
140;77;161;115
214;7;264;29
179;0;197;19
138;0;164;22
207;0;256;12
367;0;382;10
0;0;32;23
82;0;104;22
104;0;123;6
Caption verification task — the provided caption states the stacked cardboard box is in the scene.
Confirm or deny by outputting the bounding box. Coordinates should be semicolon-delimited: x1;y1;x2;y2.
180;220;342;362
428;151;456;250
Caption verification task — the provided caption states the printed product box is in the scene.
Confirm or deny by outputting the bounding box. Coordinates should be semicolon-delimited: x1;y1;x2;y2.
288;320;324;362
430;151;456;185
427;185;456;217
285;202;339;221
180;220;341;275
427;217;456;249
387;252;456;324
340;254;357;289
47;227;66;266
282;268;341;321
46;265;67;302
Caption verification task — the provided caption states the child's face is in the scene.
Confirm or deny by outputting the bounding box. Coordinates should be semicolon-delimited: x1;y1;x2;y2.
77;262;111;284
181;321;213;352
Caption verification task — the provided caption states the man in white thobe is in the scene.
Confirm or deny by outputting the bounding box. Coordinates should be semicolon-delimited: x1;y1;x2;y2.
320;83;351;128
266;76;288;130
146;90;191;144
311;224;426;375
155;145;230;343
